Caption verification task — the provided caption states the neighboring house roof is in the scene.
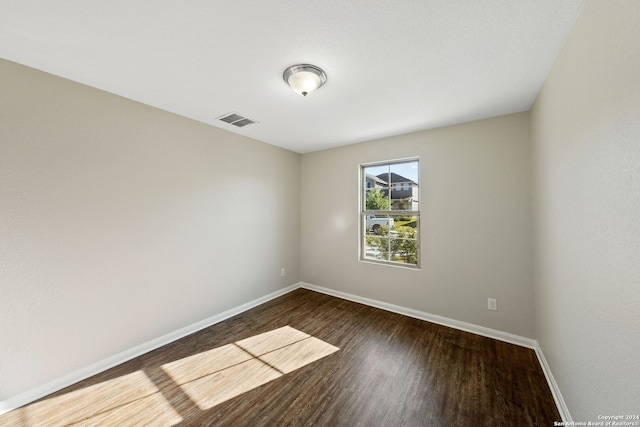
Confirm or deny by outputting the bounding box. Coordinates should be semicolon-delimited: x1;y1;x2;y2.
376;173;416;185
365;174;388;186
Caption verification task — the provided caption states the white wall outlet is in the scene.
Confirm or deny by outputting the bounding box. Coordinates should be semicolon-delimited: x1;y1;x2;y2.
281;268;286;277
488;298;497;311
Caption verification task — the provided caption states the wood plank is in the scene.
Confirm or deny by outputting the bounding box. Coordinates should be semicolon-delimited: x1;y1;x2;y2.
0;289;560;426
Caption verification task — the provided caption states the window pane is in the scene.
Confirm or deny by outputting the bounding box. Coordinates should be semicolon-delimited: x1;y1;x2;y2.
363;235;388;261
364;214;391;237
390;161;419;211
363;165;390;210
364;188;389;210
363;213;389;261
389;214;418;264
389;237;418;264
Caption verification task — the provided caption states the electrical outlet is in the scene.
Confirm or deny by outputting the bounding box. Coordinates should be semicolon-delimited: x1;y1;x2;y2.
488;298;497;311
281;268;286;277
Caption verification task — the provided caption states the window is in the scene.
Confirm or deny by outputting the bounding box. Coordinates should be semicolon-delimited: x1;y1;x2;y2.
361;159;419;267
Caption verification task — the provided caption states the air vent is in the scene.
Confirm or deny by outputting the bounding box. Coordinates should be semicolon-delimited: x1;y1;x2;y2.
232;118;255;127
216;112;258;128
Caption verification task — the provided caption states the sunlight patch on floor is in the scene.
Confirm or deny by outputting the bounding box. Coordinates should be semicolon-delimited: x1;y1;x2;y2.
2;370;182;427
162;326;339;410
0;326;338;425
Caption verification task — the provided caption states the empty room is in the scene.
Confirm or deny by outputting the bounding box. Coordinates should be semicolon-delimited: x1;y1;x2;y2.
1;1;638;426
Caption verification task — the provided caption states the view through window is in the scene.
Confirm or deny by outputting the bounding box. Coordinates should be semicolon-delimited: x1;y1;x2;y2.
361;159;419;267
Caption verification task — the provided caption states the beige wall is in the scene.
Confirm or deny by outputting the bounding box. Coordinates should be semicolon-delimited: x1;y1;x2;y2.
301;113;535;338
530;0;640;420
0;59;301;400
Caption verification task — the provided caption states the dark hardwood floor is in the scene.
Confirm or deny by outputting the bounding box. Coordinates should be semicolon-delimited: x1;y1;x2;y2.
1;289;560;426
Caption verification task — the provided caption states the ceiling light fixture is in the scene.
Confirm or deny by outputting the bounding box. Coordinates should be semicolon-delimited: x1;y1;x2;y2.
283;64;327;96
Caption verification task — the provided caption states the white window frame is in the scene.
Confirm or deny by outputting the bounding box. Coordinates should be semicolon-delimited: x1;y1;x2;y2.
360;158;420;268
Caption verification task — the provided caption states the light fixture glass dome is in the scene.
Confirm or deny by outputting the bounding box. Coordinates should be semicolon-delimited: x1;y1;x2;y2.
283;64;327;96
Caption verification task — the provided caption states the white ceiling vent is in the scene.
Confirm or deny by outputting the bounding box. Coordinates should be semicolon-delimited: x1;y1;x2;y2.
216;112;257;128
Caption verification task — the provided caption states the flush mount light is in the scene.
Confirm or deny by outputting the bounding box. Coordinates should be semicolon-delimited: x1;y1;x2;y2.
283;64;327;96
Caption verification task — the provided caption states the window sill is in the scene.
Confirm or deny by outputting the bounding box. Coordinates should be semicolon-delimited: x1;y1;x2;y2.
358;258;421;271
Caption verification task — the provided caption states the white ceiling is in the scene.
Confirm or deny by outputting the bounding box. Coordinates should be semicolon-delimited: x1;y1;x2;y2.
0;1;585;153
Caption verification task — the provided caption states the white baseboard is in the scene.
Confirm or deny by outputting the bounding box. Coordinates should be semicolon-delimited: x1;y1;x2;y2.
0;283;300;416
300;282;571;422
533;342;573;422
300;282;537;348
2;281;571;423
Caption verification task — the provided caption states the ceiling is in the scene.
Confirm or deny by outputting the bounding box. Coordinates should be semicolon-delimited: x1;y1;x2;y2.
0;1;585;153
